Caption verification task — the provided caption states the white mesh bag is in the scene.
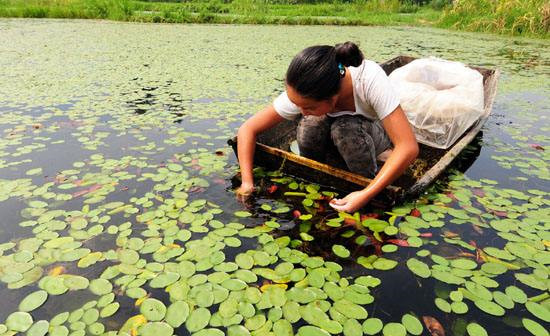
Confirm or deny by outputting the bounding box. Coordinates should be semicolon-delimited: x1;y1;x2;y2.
389;57;484;149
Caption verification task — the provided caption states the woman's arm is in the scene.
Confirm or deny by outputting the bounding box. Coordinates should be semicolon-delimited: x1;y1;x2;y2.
330;105;418;212
236;105;286;195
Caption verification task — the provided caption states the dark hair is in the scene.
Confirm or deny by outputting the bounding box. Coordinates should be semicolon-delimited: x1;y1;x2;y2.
285;41;364;101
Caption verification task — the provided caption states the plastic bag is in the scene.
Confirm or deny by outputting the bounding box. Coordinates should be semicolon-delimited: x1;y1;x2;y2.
389;57;484;149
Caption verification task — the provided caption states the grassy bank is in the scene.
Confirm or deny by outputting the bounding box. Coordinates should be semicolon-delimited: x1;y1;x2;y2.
0;0;547;38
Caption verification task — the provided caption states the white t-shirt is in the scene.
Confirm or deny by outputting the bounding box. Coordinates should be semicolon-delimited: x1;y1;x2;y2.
273;60;400;121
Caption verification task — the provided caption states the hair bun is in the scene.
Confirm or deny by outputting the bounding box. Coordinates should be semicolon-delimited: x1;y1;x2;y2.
335;42;364;67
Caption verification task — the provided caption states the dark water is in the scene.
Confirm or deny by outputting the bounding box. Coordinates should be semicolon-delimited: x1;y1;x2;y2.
0;19;548;336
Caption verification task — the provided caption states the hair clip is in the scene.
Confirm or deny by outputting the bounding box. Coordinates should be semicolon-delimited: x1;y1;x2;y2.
338;63;345;77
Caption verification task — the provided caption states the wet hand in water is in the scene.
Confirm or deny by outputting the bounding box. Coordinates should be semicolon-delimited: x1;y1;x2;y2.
235;183;255;204
329;190;370;213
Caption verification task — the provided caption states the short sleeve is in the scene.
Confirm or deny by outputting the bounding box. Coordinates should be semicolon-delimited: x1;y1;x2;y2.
273;91;301;120
364;63;400;120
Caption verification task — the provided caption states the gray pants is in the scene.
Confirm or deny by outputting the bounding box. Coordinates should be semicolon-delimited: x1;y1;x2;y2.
296;115;392;178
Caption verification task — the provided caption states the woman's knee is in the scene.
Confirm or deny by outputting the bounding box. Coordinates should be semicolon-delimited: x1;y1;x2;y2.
297;115;330;160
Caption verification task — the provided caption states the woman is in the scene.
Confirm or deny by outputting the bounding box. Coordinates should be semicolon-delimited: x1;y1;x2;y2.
236;42;418;213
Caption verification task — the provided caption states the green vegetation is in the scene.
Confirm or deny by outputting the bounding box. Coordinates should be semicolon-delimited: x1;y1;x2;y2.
0;0;547;37
439;0;549;37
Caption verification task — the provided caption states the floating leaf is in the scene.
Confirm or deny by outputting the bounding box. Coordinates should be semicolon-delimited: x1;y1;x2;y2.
185;307;211;332
363;318;383;335
332;245;350;258
525;301;550;322
140;298;166;321
466;322;488;336
474;299;505;316
5;312;33;332
522;318;548;336
401;314;423;335
382;322;406;336
19;290;48;312
139;322;173;336
372;258;398;270
407;258;431;278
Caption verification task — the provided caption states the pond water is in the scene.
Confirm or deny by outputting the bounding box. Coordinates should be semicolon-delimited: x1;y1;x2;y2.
0;19;548;336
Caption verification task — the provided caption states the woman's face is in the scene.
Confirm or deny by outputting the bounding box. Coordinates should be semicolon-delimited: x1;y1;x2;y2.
287;85;337;117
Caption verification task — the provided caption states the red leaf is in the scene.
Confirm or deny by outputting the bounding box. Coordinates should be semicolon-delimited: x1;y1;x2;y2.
267;185;278;194
292;210;301;218
472;189;485;197
360;213;379;220
419;232;433;238
387;239;410;247
422;316;445;336
493;210;507;217
410;208;421;217
71;184;101;198
213;178;225;185
343;218;358;226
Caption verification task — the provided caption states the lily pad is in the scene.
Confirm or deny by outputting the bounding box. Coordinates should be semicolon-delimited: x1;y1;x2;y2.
140;298;166;321
19;290;48;312
362;318;383;335
466;322;488;336
522;318;548;336
185;307;211;332
139;322;173;336
525;301;550;322
332;245;350;258
6;311;33;332
382;322;406;336
401;314;423;335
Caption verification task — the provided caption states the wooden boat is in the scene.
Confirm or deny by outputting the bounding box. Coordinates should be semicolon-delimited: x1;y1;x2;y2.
229;56;500;206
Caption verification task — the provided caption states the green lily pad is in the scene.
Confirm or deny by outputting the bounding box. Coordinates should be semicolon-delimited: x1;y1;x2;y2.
435;298;451;313
401;314;423;335
100;302;120;318
481;262;507;275
140;298;166;321
522;318;548;336
19;290;48;312
89;279;113;296
26;320;49;336
451;301;469;314
505;285;528;303
297;326;330;336
493;291;514;309
362;318;383;335
139;322;173;336
6;312;33;332
332;245;350;258
525;301;550;322
407;258;431;278
474;299;505;316
382;322;406;336
227;325;251;336
466;322;488;336
165;301;189;328
451;259;478;270
235;211;252;218
372;258;398;270
186;307;211;332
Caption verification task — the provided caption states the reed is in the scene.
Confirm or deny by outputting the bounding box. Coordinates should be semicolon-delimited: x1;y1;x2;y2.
438;0;549;37
0;0;547;38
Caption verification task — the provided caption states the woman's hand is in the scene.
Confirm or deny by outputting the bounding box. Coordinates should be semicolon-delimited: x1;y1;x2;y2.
329;190;371;213
235;182;255;203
